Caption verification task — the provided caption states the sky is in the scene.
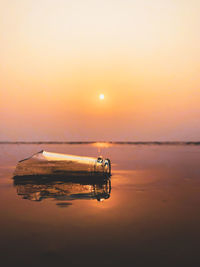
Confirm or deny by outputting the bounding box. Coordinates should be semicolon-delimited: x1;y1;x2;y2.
0;0;200;141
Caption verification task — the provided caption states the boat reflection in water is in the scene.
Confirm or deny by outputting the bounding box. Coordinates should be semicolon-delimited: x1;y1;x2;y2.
13;176;111;203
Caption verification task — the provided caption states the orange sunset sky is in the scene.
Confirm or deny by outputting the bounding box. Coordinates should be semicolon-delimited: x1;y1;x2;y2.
1;0;200;141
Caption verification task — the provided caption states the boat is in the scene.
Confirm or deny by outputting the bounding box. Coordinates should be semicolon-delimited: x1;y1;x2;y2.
13;150;111;178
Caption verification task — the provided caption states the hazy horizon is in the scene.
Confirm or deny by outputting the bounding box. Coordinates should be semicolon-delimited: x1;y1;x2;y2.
1;141;200;144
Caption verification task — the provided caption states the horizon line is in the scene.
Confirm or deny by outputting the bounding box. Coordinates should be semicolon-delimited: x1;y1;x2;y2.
1;141;200;145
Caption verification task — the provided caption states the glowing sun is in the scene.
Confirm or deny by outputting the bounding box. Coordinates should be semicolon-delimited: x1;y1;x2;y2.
99;94;105;100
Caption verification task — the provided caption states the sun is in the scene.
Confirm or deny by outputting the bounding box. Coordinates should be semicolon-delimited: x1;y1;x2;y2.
99;94;104;100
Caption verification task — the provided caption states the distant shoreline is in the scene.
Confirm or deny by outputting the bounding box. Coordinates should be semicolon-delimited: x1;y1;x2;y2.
0;141;200;145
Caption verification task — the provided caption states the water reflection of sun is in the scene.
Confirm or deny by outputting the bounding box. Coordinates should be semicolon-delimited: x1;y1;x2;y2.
92;142;112;148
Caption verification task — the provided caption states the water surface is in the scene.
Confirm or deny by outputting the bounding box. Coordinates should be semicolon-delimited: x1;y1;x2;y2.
1;143;200;266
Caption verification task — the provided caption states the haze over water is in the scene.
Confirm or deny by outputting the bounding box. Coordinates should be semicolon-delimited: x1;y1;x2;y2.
1;143;200;266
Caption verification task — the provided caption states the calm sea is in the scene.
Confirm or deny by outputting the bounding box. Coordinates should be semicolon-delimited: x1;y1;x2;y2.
1;143;200;266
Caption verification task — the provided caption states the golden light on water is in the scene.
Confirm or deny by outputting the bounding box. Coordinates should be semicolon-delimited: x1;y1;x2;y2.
99;94;105;100
92;142;112;148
